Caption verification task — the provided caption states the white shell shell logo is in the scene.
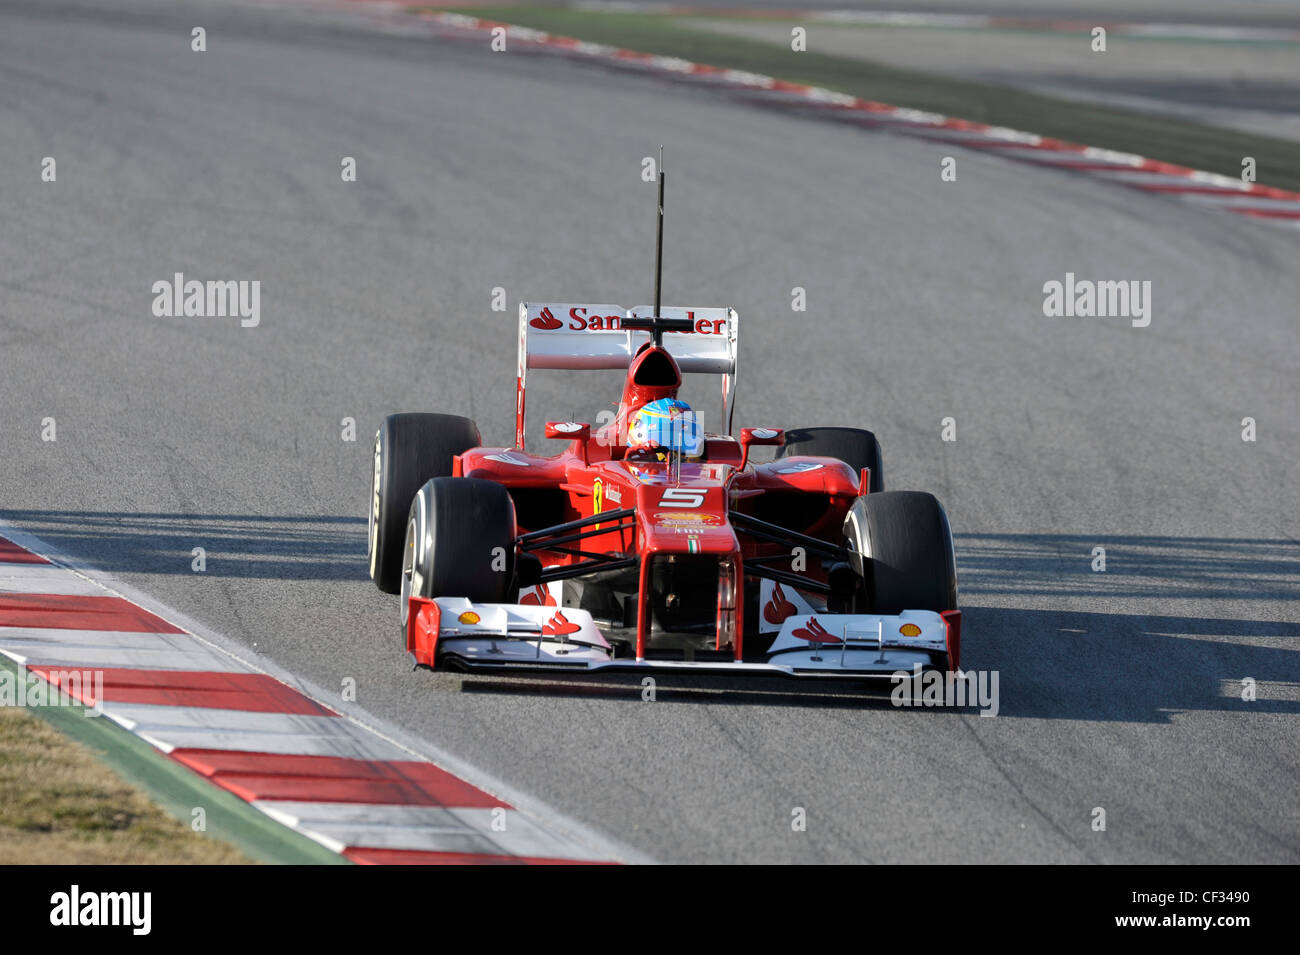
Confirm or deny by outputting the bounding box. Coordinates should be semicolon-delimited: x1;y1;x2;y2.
553;421;584;433
752;428;779;439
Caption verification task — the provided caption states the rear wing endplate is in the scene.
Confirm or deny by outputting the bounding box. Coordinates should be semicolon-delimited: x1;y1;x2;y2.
516;303;738;448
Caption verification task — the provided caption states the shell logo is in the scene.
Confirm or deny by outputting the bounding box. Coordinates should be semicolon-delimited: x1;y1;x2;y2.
652;511;723;527
458;611;481;625
899;623;922;638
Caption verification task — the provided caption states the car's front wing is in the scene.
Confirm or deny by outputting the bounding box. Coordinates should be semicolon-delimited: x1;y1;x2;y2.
407;597;960;678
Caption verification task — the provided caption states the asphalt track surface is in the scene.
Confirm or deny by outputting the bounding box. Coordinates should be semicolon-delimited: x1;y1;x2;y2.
2;0;1298;863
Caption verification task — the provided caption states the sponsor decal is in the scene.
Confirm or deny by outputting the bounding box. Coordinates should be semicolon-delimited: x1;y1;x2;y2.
652;511;723;526
529;306;562;330
899;623;923;638
758;579;822;632
542;610;581;636
551;421;584;434
792;616;839;644
776;461;823;474
592;478;603;530
763;582;798;625
751;428;780;439
484;450;531;466
629;309;726;336
604;484;622;504
520;585;556;607
532;306;727;335
458;611;481;625
567;307;623;331
575;307;727;335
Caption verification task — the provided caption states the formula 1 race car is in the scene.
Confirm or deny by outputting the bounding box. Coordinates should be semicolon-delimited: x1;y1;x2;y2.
367;171;959;680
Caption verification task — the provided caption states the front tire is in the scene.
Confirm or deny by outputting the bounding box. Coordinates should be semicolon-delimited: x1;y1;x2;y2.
401;478;517;628
369;413;480;594
843;491;956;614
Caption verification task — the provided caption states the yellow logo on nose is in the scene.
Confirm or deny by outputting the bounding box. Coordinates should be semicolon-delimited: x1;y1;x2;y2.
458;611;481;625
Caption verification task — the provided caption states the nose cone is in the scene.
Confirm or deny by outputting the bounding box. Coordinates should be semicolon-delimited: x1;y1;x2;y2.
633;476;738;555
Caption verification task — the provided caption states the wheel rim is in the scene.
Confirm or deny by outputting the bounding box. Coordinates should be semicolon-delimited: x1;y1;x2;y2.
368;432;382;577
844;508;869;612
400;515;416;627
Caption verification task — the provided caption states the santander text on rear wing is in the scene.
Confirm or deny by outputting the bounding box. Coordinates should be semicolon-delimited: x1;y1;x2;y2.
516;302;738;448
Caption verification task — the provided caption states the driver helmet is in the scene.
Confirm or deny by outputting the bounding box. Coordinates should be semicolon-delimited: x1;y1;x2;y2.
627;398;704;461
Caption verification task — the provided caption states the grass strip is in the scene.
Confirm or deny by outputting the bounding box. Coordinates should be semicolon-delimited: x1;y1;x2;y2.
0;656;346;864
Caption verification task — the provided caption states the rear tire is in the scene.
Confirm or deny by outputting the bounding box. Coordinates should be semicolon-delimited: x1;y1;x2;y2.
401;478;517;628
369;413;480;594
778;427;884;492
843;491;956;614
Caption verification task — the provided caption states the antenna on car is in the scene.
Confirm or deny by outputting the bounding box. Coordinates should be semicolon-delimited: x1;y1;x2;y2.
653;144;664;342
624;146;693;346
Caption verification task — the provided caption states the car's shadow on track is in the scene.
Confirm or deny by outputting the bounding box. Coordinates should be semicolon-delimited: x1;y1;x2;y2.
0;509;367;581
958;532;1300;603
957;532;1300;724
455;671;921;711
959;604;1300;723
462;532;1300;722
5;511;1296;723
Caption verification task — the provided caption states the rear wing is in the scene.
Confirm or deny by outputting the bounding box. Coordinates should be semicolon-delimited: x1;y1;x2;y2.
516;302;738;448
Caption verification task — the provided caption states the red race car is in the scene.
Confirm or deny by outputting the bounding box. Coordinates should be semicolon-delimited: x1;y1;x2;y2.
367;299;959;680
368;165;958;681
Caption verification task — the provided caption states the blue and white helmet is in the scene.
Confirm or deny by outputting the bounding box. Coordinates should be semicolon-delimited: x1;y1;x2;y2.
628;398;704;459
